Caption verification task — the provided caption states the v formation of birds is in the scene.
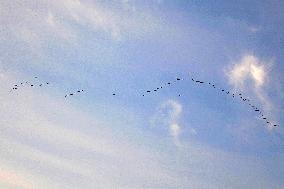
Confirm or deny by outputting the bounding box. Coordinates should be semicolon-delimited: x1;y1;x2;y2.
10;75;279;127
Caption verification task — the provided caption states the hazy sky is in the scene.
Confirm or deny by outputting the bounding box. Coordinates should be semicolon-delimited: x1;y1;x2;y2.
0;1;284;188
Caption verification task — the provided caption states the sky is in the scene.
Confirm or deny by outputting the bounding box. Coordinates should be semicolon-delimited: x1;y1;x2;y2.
0;0;284;188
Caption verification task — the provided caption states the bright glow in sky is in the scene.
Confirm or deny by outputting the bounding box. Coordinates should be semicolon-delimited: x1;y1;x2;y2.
1;1;284;188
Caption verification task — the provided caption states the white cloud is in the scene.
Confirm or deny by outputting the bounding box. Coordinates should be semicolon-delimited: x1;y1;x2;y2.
226;54;276;129
227;55;267;88
169;123;181;139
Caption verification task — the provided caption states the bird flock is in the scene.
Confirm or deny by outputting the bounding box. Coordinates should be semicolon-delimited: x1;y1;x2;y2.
10;77;50;91
140;76;279;127
10;75;279;127
65;89;85;98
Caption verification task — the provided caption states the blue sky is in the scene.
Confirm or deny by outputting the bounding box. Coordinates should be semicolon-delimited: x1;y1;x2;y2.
0;0;284;188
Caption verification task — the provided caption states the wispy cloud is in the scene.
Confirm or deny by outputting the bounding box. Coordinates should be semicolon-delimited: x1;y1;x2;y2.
0;168;33;189
1;0;160;48
151;99;183;146
0;70;178;189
